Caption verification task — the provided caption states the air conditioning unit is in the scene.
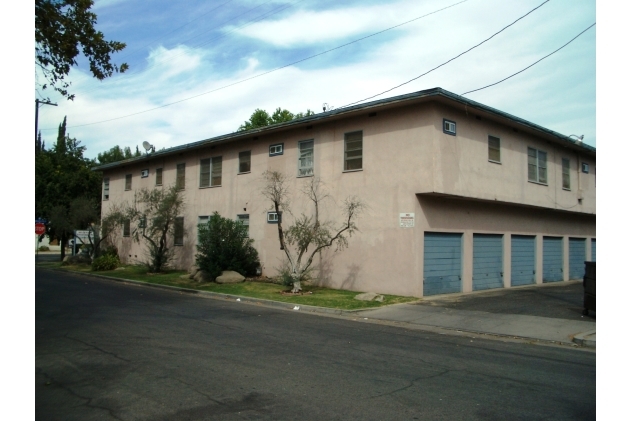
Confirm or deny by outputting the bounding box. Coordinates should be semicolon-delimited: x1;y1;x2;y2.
141;169;149;178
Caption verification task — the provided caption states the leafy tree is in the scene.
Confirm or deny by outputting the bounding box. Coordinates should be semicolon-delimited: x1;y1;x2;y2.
262;171;365;293
97;145;142;164
35;0;128;100
35;116;102;260
196;212;260;280
122;185;186;272
238;107;315;131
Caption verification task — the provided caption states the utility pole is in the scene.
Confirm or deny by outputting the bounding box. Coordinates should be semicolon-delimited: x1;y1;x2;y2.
35;99;58;144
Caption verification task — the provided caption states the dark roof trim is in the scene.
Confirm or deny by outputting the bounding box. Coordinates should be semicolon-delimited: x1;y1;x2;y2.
93;87;595;171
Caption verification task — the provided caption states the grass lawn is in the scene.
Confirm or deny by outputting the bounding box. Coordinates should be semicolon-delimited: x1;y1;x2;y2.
44;263;418;310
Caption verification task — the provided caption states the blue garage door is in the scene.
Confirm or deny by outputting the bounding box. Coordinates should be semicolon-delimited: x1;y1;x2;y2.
543;236;564;283
511;235;536;286
473;234;503;291
569;238;586;280
591;239;596;262
423;232;462;296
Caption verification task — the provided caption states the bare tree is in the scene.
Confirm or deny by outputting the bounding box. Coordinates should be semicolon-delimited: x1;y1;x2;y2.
262;171;365;293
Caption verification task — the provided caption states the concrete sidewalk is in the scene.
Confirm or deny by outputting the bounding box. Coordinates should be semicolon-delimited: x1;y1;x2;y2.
354;303;596;348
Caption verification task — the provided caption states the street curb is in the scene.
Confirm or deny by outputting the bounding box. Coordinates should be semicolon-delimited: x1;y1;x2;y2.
572;330;596;348
53;268;360;316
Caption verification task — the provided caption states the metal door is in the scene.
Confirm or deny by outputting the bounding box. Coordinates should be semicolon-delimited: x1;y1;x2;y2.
423;232;462;296
511;235;536;286
569;238;586;280
473;234;503;291
543;236;563;282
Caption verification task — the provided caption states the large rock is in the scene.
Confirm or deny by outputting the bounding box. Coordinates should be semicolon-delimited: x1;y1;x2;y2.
216;271;245;284
193;270;213;283
188;264;200;279
62;254;92;265
354;292;384;302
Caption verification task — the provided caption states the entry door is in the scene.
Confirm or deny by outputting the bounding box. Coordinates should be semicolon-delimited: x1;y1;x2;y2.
423;232;462;296
511;235;536;286
543;236;564;282
569;238;586;280
473;234;503;291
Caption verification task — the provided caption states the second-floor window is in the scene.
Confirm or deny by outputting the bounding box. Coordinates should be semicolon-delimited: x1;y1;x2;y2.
528;147;547;184
344;131;362;171
125;174;132;190
176;163;185;190
156;168;163;186
488;136;501;163
239;151;251;173
562;158;571;190
200;157;222;187
103;178;110;200
298;140;314;176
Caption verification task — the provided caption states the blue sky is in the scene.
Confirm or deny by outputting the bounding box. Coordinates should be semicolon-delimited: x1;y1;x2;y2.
35;0;597;159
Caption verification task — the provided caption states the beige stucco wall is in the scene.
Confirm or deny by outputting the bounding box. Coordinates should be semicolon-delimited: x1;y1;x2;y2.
101;99;596;298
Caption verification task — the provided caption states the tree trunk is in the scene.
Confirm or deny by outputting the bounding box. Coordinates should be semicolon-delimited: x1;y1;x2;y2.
291;281;302;293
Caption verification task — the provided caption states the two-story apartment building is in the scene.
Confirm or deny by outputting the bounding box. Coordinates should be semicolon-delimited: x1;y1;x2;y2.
95;88;596;298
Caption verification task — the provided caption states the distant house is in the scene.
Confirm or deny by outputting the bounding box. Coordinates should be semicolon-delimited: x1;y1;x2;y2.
94;88;596;298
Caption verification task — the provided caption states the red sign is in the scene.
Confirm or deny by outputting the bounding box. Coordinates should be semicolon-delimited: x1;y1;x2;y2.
35;223;46;235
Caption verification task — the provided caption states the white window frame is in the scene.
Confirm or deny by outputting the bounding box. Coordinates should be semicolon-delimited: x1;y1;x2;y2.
267;212;280;223
562;157;571;190
200;156;222;188
155;168;163;186
103;178;110;201
269;143;284;156
237;214;250;237
298;139;314;177
582;162;589;173
344;131;363;171
443;119;456;135
141;169;149;178
527;147;547;184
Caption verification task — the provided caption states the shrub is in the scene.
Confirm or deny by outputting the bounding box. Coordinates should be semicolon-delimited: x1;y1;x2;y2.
38;246;50;252
91;254;120;271
196;212;260;280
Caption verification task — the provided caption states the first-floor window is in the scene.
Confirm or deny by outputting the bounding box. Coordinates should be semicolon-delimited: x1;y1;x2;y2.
197;215;210;241
123;219;130;237
174;217;184;246
298;140;314;176
267;212;280;223
528;147;547;184
562;158;571;190
237;214;250;237
103;178;110;200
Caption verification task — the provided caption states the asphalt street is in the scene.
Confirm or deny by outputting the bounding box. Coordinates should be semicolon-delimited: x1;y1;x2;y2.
36;268;596;421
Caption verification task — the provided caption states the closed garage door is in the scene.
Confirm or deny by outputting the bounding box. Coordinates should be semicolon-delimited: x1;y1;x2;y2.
543;236;563;282
569;238;586;280
473;234;503;291
511;235;536;286
423;232;462;296
591;239;596;261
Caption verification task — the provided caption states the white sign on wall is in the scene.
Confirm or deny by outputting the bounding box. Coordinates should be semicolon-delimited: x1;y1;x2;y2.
399;213;415;228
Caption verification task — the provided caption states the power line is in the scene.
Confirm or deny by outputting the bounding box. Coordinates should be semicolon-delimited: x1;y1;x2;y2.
460;23;596;96
43;0;470;130
338;0;550;109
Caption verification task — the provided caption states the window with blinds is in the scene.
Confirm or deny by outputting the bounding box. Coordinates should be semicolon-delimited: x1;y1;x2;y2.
103;178;109;200
200;156;222;187
488;136;501;163
344;131;362;171
562;158;571;190
298;140;314;176
528;147;547;184
239;151;251;173
176;163;185;190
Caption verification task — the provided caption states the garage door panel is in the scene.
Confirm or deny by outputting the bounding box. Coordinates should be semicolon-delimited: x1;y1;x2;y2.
569;238;586;280
473;234;503;291
424;233;462;296
543;237;563;283
591;239;596;262
511;235;535;286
